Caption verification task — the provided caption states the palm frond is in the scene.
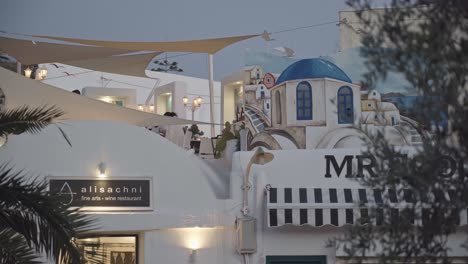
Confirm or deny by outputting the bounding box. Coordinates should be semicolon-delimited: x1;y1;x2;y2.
55;124;72;147
0;164;97;264
0;229;41;264
0;105;64;137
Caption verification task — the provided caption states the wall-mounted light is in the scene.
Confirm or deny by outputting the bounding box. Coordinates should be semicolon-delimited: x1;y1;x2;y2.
35;71;42;80
149;104;155;112
97;162;106;178
38;65;48;79
24;67;32;78
188;237;199;262
138;104;144;111
100;96;112;103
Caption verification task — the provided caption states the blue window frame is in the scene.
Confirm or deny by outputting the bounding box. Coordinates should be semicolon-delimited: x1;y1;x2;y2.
266;255;326;264
338;86;354;124
296;81;313;120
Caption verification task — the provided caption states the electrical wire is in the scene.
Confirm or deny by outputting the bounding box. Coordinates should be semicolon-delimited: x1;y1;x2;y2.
270;20;339;35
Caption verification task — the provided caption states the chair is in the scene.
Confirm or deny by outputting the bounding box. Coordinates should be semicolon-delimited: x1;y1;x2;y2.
199;137;215;159
211;136;221;157
183;131;192;150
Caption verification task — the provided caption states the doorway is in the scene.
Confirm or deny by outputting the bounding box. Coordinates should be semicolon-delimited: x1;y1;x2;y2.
76;235;138;264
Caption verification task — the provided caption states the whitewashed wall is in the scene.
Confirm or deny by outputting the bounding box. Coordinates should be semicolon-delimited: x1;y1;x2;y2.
42;64;221;135
0;120;234;263
230;149;468;263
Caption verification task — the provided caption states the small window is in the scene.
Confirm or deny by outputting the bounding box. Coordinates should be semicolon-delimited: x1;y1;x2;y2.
113;100;124;107
296;81;313;120
368;103;372;107
275;91;282;124
337;86;354;124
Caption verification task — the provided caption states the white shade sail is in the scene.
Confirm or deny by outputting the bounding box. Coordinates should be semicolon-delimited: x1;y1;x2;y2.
63;52;161;78
0;37;135;65
0;67;210;126
33;34;260;54
0;37;161;78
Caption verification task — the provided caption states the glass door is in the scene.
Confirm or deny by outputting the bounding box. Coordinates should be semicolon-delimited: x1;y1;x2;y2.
76;235;137;264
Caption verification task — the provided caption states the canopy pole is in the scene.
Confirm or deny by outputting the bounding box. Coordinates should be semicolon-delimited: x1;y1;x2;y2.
208;54;215;137
16;62;21;74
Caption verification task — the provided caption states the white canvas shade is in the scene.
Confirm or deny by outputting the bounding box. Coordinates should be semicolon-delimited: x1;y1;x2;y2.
0;37;161;78
0;37;136;65
0;67;210;126
33;34;260;54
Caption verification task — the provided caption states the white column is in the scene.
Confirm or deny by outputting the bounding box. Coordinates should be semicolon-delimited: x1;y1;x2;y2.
208;54;215;137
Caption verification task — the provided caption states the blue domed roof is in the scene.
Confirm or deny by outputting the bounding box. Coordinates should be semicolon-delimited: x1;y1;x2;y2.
276;58;352;85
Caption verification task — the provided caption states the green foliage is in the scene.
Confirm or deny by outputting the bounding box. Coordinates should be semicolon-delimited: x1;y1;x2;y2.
151;59;183;72
0;105;95;263
0;229;41;264
0;165;96;263
215;122;240;157
333;1;468;263
188;124;204;140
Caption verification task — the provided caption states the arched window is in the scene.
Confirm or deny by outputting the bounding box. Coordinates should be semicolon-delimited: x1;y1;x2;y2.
275;90;282;124
338;86;354;124
296;81;312;120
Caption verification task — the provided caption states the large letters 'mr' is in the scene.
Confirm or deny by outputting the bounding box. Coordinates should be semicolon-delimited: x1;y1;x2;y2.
324;155;377;178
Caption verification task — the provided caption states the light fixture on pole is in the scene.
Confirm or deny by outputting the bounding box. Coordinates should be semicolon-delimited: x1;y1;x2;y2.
24;67;32;78
183;96;203;120
182;96;189;105
195;96;203;105
242;147;274;215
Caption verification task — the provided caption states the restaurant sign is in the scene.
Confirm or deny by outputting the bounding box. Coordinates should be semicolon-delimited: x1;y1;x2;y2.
48;178;152;211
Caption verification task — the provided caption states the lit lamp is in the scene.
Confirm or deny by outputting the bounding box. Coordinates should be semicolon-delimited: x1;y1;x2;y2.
188;238;199;262
97;162;106;178
182;96;189;106
24;67;32;78
242;147;274;215
38;65;48;80
182;95;203;120
195;96;203;105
